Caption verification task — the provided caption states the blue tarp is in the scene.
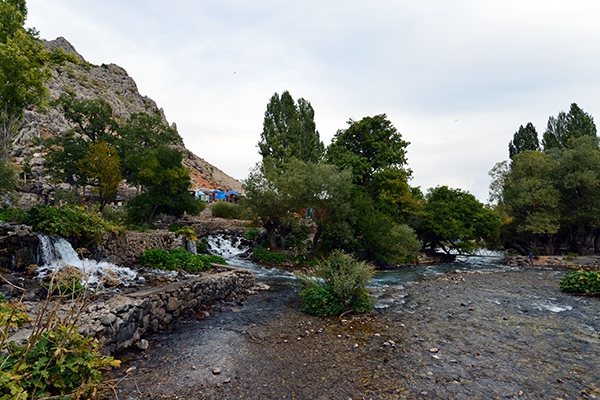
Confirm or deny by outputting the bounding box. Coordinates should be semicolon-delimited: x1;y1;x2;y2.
213;190;226;200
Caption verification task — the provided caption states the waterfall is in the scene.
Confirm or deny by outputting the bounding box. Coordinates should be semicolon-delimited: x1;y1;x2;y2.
36;234;139;289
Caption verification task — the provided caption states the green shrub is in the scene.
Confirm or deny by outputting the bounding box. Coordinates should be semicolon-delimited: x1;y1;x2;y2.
244;229;259;241
251;246;287;265
196;237;208;254
560;270;600;294
23;205;115;247
212;202;243;219
1;324;119;399
0;207;26;223
139;248;226;272
296;250;375;316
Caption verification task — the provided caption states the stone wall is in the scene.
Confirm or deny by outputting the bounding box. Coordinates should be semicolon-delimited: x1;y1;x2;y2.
96;230;189;266
78;265;255;355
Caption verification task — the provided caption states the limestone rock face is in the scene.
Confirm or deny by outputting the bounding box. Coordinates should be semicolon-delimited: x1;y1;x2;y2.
10;37;242;193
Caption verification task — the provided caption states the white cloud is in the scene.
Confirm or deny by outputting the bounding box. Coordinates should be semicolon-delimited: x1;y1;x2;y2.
25;0;600;200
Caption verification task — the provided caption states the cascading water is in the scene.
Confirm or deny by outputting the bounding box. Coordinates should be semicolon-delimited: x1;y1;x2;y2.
206;235;296;282
36;234;139;289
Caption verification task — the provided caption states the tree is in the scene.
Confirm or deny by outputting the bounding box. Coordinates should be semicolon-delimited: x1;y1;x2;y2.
117;111;181;182
420;186;500;254
0;0;50;159
75;141;122;214
0;157;16;196
243;158;354;254
45;94;117;186
554;136;600;254
501;150;561;254
326;114;410;188
125;146;200;225
258;91;324;166
509;122;539;158
542;103;597;151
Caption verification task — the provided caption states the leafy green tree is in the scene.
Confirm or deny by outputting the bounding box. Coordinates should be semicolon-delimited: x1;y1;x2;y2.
45;94;117;186
420;186;500;254
117;111;181;181
125;146;200;225
258;91;324;166
326;114;410;188
554;136;600;254
75;140;122;213
542;103;597;151
0;0;50;159
501;150;561;254
509;122;539;158
0;157;16;196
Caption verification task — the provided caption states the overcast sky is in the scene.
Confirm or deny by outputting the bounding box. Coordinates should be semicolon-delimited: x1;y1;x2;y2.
25;1;600;201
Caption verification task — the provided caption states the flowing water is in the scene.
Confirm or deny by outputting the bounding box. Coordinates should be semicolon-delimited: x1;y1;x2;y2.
36;234;141;289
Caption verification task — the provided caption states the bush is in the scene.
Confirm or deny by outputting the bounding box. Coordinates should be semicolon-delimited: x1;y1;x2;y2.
251;246;287;265
23;205;115;247
1;325;119;399
560;270;600;294
0;206;26;223
296;250;375;316
139;248;226;272
244;229;259;241
212;202;243;219
196;237;208;254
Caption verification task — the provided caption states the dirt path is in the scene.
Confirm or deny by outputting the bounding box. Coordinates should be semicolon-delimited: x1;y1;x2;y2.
104;268;600;399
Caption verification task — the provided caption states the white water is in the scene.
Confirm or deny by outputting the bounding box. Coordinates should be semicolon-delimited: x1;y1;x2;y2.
206;235;578;314
36;234;139;289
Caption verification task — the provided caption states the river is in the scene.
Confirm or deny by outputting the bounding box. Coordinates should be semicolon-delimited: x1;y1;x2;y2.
104;238;600;399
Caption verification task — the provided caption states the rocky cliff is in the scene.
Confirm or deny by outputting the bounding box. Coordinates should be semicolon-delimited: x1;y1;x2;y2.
11;37;242;193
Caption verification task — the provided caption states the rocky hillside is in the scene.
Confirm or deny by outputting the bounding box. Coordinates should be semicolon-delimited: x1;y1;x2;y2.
11;37;242;193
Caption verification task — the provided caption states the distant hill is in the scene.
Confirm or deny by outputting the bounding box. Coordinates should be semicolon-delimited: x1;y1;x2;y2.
10;37;242;193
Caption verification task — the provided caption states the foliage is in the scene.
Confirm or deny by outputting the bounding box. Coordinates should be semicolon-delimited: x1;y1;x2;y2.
117;111;181;182
326;114;409;188
296;250;374;316
168;224;197;241
542;103;596;151
244;229;259;241
139;248;225;272
23;204;115;247
0;158;16;196
559;270;600;294
0;0;51;159
0;205;25;222
251;246;287;265
509;122;539;158
0;298;30;341
75;140;122;213
125;146;201;226
196;237;208;254
45;94;118;187
212;201;243;219
1;324;119;399
258;90;324;166
420;186;501;254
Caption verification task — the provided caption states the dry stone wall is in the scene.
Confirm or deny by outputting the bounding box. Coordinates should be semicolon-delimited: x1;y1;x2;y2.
79;265;255;355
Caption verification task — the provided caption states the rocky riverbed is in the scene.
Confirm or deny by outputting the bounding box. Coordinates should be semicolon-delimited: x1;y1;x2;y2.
103;266;599;399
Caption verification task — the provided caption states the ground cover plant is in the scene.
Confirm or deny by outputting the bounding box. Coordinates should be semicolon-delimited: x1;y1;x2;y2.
560;270;600;294
296;250;375;316
139;248;226;272
0;273;119;399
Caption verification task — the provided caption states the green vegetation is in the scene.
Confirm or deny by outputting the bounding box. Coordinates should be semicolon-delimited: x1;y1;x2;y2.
212;201;244;219
296;250;374;316
490;102;600;255
23;205;115;247
168;224;198;241
244;229;259;241
251;246;287;265
139;248;225;272
559;270;600;295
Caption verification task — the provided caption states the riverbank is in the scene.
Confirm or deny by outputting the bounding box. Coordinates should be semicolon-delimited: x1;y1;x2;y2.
104;266;600;399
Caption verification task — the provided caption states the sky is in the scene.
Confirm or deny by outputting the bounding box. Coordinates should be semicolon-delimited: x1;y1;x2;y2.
25;0;600;201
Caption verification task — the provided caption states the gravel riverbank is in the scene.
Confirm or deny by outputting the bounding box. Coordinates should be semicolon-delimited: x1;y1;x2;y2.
104;267;600;399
